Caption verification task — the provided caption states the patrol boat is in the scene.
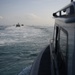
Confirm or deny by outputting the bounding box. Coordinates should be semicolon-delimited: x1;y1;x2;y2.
16;23;20;27
30;0;75;75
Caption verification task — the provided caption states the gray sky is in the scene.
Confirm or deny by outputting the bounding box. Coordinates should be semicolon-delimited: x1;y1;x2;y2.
0;0;70;26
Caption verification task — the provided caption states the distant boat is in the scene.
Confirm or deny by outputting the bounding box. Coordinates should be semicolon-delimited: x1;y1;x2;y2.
21;24;24;26
16;23;20;27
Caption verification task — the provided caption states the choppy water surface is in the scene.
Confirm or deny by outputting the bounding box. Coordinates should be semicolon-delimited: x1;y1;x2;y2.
0;25;53;75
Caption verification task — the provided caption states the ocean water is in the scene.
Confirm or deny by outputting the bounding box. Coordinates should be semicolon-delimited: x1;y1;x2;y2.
0;25;53;75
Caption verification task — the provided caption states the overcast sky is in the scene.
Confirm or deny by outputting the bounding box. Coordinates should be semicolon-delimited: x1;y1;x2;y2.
0;0;70;26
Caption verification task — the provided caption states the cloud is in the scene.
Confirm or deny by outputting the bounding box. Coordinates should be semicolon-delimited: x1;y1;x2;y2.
4;13;41;25
24;13;41;20
24;13;47;25
14;13;52;25
1;13;54;26
0;16;3;19
17;13;43;25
